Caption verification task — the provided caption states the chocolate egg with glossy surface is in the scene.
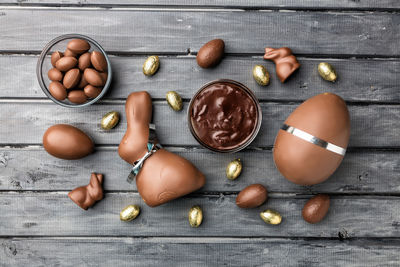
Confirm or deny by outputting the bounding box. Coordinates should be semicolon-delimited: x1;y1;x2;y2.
48;68;63;81
197;39;224;68
68;90;87;104
120;205;140;221
78;52;92;71
260;209;282;225
91;51;107;72
55;56;78;72
236;184;267;208
273;93;350;185
51;51;63;67
43;124;94;160
252;65;270;86
84;84;102;99
226;159;242;180
302;194;330;224
48;81;67;101
142;56;159;76
166;91;183;111
67;39;90;54
188;205;203;227
318;62;337;82
63;68;81;89
84;68;104;87
101;111;120;130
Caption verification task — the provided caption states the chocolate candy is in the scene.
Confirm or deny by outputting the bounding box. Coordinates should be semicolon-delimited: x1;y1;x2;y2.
48;82;67;101
236;184;267;208
118;91;205;207
63;68;81;89
302;194;330;224
189;80;260;152
43;124;94;160
196;39;225;68
273;93;350;185
263;47;300;83
68;173;103;210
47;38;108;105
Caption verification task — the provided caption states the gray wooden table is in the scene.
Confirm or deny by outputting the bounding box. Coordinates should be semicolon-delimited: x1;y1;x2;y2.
0;1;400;266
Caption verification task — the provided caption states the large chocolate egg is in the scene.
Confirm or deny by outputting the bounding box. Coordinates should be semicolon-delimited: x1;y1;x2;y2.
273;93;350;185
43;124;94;160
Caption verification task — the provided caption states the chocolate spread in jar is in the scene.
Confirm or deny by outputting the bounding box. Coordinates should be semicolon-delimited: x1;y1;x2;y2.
190;81;258;151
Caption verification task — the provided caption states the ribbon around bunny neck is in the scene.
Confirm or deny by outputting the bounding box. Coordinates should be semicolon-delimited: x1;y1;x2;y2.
127;124;162;183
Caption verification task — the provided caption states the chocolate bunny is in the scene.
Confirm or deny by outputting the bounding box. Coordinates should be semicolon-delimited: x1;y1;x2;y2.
68;173;104;210
263;47;300;83
119;91;205;207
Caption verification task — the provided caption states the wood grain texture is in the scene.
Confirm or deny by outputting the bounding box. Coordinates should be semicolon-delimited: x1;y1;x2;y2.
0;101;398;147
0;9;399;56
0;147;399;194
2;0;400;10
5;55;400;102
0;192;400;237
2;237;400;267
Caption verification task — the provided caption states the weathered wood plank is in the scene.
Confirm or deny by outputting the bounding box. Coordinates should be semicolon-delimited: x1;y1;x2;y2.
2;0;400;10
0;102;398;148
0;192;399;237
1;147;399;194
2;237;400;267
4;55;400;102
0;9;399;56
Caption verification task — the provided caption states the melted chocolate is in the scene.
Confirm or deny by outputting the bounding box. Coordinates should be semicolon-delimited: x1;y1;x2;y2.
190;82;258;151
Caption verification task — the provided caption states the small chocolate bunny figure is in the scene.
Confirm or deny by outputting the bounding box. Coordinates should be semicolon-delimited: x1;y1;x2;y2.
263;47;300;83
118;91;205;207
68;173;104;210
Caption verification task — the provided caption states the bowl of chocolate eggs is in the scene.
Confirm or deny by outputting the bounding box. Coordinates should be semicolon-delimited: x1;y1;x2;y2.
36;34;112;108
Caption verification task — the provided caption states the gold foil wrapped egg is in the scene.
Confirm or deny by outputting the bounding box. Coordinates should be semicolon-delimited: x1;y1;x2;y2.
318;62;337;82
166;91;183;111
260;209;282;225
226;159;242;180
120;205;140;221
252;65;270;86
143;56;160;76
188;205;203;227
101;111;120;130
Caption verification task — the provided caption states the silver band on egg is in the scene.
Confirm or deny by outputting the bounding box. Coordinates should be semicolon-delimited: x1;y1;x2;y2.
281;124;346;156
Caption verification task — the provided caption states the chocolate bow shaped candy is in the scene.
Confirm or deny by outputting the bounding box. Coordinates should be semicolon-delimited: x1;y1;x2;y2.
118;91;205;207
68;173;104;210
263;47;300;83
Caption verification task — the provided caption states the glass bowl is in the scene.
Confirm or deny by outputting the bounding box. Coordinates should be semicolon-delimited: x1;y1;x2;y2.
36;34;112;108
187;79;262;153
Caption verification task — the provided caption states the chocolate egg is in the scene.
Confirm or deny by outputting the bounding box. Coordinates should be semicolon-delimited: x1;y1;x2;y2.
120;205;140;221
188;205;203;227
43;124;94;160
48;81;67;101
196;39;225;68
91;51;107;72
84;68;104;87
226;159;242;180
48;68;63;81
64;49;78;58
78;52;92;71
101;111;120;130
55;56;78;72
318;62;337;82
273;93;350;185
236;184;267;208
68;90;87;104
142;56;160;76
302;194;330;224
67;39;90;54
252;65;270;86
166;91;183;111
51;51;63;67
84;84;102;99
63;68;81;89
260;209;282;225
